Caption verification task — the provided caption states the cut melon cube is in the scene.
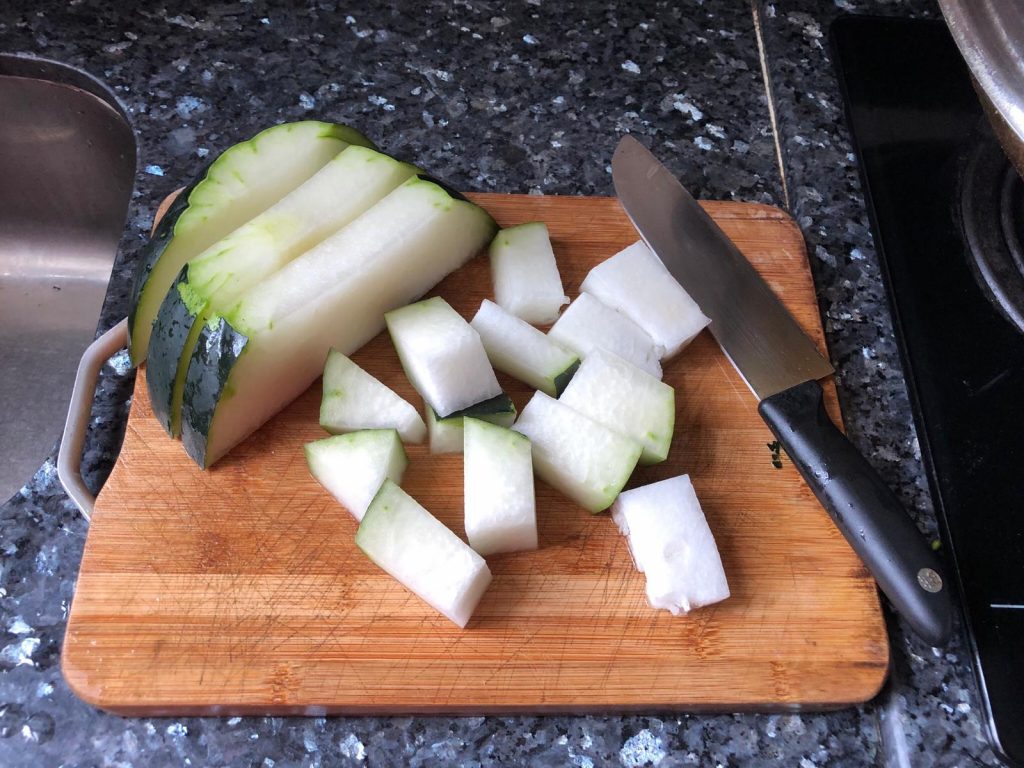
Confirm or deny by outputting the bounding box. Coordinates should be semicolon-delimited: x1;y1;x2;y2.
464;418;537;556
304;429;408;521
356;480;492;628
557;349;675;465
385;297;502;418
512;391;642;513
470;299;580;397
426;394;517;454
319;350;426;443
580;240;710;359
611;474;730;614
548;293;664;379
489;221;568;324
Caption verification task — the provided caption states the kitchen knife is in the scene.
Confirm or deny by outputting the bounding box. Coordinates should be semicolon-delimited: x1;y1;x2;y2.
612;134;954;647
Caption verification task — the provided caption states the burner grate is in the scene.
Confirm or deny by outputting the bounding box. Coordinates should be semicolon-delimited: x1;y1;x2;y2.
1001;163;1024;277
959;125;1024;336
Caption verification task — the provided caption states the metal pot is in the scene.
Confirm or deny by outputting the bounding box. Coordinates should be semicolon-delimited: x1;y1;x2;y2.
939;0;1024;177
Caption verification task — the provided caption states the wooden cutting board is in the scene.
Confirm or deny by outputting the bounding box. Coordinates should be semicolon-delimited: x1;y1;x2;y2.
62;194;889;715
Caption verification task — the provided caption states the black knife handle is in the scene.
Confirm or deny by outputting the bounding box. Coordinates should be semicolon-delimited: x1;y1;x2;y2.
758;379;953;647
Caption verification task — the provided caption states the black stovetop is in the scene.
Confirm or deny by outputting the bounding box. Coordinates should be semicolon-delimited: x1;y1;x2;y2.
833;16;1024;767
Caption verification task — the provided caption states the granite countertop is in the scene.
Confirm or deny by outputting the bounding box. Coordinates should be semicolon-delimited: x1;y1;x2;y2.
0;0;1001;765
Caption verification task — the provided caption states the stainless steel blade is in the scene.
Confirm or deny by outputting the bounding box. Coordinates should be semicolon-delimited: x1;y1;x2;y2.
612;135;834;400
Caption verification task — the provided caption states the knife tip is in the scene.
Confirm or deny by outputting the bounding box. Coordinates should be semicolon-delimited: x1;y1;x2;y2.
614;133;642;154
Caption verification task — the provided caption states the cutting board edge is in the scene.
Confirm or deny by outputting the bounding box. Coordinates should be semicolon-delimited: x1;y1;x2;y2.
61;656;890;717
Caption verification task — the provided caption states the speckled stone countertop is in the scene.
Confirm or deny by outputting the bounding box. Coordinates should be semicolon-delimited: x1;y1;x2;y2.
0;1;1002;765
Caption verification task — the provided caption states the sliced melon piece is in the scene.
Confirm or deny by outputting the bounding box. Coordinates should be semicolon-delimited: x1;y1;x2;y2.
179;177;497;468
147;145;415;436
128;121;373;364
463;418;537;556
426;394;517;454
548;293;664;379
356;480;492;628
385;297;502;418
489;222;568;324
512;391;642;513
470;299;579;397
580;240;710;358
557;348;675;465
611;474;730;614
305;429;408;521
319;350;426;444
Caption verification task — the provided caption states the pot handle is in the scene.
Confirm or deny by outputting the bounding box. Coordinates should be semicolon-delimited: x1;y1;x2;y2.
58;318;128;521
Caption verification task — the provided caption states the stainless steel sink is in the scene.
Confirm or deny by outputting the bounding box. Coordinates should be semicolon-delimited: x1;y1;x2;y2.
0;55;136;503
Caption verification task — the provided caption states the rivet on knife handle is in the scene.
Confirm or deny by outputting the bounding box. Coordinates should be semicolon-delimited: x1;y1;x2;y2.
758;380;953;647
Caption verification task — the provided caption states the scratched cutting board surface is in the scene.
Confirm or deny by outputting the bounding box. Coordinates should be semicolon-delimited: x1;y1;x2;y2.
63;194;888;715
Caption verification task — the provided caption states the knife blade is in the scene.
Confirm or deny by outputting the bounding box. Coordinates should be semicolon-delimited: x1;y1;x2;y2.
612;134;954;647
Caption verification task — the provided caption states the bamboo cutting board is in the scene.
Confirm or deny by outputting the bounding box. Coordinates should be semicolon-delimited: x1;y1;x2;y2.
62;194;889;715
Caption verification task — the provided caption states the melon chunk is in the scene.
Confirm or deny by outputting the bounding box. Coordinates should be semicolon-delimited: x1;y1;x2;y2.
512;391;642;513
385;297;502;418
580;240;710;358
489;222;568;324
557;349;674;465
426;395;517;454
305;429;407;521
356;480;492;628
548;293;663;379
470;299;579;397
319;350;426;444
464;418;537;555
612;474;730;614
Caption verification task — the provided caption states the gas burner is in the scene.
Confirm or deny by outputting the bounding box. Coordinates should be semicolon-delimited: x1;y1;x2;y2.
959;123;1024;335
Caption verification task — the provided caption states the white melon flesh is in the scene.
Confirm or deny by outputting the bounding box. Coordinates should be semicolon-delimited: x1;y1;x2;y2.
489;222;568;324
385;297;502;418
470;299;580;397
319;350;426;443
611;474;730;614
130;121;372;364
304;430;408;521
355;480;493;628
557;349;675;465
548;293;664;379
185;146;416;300
463;418;537;556
580;240;710;359
151;146;416;438
180;177;496;468
512;391;642;513
426;396;517;454
426;407;465;454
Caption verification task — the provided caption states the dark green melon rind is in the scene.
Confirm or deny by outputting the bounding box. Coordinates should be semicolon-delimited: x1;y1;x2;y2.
435;393;517;424
127;169;207;366
552;359;581;398
146;264;205;436
180;316;249;469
